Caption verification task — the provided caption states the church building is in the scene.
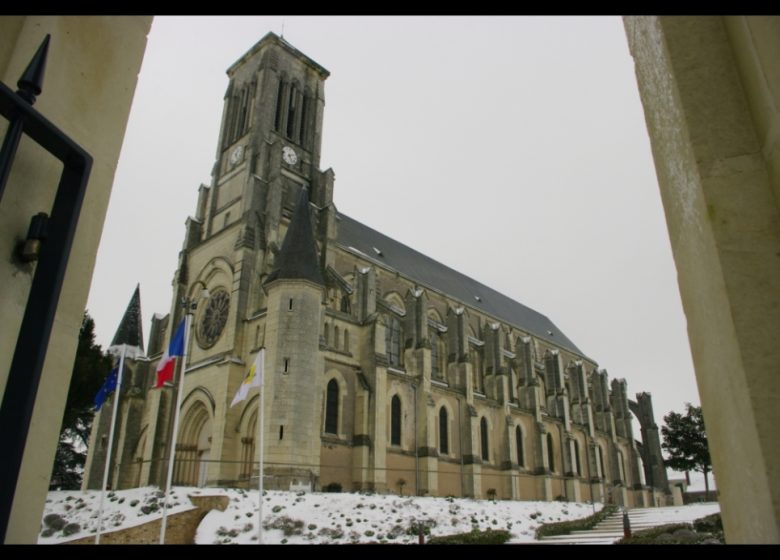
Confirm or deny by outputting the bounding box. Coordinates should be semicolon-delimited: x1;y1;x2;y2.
84;32;670;506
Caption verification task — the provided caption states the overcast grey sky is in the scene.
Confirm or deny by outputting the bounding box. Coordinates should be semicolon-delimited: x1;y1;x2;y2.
86;16;701;437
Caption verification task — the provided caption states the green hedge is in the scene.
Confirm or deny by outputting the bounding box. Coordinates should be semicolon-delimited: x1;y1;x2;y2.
534;504;618;539
615;513;724;544
427;529;511;545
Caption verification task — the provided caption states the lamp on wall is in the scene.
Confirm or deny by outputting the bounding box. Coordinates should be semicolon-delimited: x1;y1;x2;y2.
17;212;48;262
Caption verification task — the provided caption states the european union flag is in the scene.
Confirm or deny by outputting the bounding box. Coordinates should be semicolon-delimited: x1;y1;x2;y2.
94;366;119;411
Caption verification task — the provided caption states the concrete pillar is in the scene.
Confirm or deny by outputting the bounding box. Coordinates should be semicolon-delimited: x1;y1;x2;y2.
624;15;780;542
0;16;151;543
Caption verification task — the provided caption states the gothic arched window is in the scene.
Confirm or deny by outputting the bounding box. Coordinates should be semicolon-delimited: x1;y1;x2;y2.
431;331;441;379
300;94;311;148
515;426;525;467
391;395;402;446
472;348;484;393
597;445;605;479
574;439;582;476
385;316;402;367
340;295;351;314
286;84;298;140
439;407;449;455
480;417;489;462
274;79;285;131
547;433;555;472
325;379;338;435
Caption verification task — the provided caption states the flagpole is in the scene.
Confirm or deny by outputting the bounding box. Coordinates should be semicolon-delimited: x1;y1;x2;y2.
159;312;192;544
95;343;126;545
257;378;264;544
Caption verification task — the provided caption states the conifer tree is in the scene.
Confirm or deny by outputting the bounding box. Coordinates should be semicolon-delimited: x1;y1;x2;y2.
49;312;114;489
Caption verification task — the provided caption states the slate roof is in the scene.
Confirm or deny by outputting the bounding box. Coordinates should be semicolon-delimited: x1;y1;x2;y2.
335;213;588;358
266;187;325;286
109;284;145;355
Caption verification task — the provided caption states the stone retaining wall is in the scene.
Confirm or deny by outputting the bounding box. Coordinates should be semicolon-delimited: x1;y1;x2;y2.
64;494;229;544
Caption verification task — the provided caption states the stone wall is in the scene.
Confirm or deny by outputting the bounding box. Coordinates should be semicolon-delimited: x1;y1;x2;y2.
64;494;228;545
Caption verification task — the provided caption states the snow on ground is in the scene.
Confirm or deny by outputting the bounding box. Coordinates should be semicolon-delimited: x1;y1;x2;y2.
38;487;195;544
38;486;721;545
38;486;597;544
194;488;597;544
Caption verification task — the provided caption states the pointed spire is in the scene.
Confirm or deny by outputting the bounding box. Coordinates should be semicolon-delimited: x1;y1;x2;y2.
109;284;145;358
266;187;324;286
16;34;50;105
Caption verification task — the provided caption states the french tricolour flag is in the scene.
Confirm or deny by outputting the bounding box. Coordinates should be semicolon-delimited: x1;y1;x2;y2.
155;319;186;388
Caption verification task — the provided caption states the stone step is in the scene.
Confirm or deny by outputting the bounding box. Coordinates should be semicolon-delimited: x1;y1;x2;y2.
544;533;621;540
595;522;668;529
538;505;721;545
571;529;632;534
536;538;618;545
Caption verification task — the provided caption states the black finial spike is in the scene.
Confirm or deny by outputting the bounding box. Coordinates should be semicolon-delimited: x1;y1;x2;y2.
16;34;51;105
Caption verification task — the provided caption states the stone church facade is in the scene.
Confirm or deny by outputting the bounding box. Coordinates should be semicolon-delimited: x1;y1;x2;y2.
84;32;669;507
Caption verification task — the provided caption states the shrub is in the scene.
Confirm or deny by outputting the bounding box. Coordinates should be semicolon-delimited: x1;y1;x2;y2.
407;518;437;536
264;516;305;537
386;524;405;539
693;513;722;534
324;482;342;493
428;529;511;545
62;523;81;536
616;523;692;544
216;526;240;538
617;514;725;545
318;526;344;540
43;513;66;531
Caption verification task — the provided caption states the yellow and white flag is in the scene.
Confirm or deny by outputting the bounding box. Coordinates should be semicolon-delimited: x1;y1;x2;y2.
230;349;265;407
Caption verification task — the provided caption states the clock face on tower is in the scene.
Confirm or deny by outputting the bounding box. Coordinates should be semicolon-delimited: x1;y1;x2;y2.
229;145;244;165
282;146;298;165
197;288;230;349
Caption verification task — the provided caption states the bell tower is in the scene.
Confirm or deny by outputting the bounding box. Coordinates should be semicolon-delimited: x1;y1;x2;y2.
199;31;331;248
173;32;333;371
148;33;334;489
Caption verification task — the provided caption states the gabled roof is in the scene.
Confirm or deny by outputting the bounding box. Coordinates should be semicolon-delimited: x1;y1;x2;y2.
266;188;325;287
335;213;588;358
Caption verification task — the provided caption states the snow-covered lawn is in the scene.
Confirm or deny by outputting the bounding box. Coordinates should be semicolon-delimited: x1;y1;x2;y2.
38;486;194;543
38;486;600;544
